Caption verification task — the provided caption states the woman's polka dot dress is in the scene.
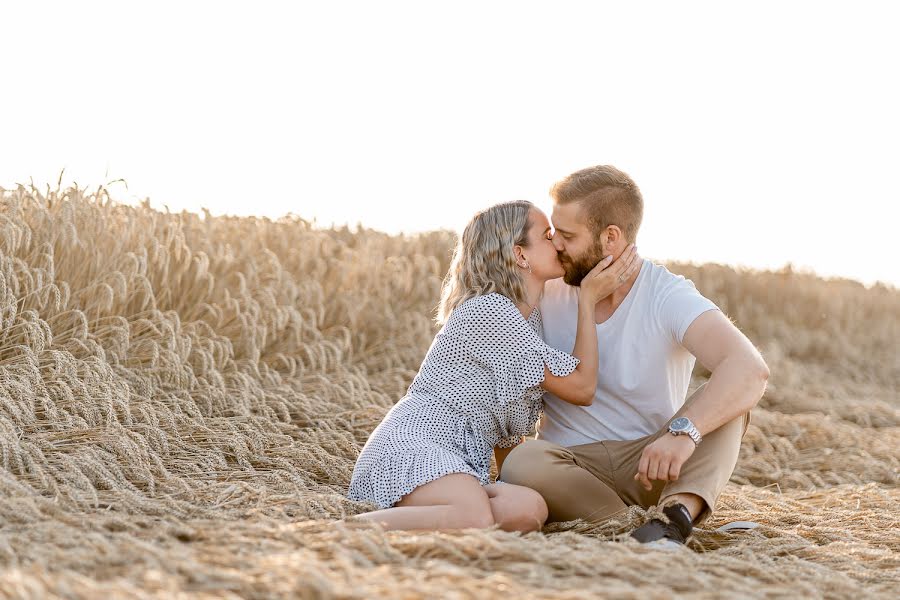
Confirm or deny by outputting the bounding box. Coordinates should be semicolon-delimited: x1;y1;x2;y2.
347;293;580;509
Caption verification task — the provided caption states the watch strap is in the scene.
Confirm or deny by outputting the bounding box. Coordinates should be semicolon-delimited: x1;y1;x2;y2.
669;419;703;446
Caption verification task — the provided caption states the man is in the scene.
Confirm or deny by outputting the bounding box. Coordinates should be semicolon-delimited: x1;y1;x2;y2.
498;165;769;547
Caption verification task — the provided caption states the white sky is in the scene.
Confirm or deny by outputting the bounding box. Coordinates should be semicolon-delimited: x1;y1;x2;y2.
2;1;898;286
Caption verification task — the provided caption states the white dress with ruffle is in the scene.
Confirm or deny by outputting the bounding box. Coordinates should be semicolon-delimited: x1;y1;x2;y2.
347;292;580;509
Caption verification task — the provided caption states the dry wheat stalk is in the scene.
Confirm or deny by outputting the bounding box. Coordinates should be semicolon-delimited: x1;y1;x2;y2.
0;182;896;599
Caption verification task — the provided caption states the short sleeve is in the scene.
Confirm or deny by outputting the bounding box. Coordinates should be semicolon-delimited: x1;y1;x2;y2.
657;279;720;345
463;294;580;405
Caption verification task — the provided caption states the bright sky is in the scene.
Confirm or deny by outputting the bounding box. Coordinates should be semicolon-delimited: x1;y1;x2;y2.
2;1;898;287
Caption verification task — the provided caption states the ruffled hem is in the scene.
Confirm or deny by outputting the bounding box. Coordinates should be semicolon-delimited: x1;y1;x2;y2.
538;343;581;378
347;446;483;509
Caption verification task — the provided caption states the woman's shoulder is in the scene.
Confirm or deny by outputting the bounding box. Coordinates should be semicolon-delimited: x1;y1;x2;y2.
447;293;542;347
455;292;518;320
443;293;518;333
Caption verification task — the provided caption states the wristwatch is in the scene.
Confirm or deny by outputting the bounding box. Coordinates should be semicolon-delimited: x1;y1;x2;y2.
668;417;703;446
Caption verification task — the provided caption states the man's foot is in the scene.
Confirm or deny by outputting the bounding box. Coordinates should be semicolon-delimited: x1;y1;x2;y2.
641;538;685;551
630;503;693;545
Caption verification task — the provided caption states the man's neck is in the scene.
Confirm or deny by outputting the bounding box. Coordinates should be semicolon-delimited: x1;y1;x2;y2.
594;258;643;323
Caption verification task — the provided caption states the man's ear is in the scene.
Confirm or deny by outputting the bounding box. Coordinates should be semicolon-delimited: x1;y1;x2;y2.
604;226;623;251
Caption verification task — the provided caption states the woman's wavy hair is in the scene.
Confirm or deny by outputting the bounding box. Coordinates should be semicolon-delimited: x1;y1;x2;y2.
436;200;533;324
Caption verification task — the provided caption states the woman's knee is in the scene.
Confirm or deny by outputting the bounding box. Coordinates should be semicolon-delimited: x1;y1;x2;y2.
490;484;549;533
515;487;549;532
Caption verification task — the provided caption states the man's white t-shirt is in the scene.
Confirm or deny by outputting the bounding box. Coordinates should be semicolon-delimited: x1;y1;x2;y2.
537;259;719;446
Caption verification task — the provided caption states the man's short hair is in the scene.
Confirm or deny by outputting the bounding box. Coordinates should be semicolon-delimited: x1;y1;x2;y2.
550;165;644;243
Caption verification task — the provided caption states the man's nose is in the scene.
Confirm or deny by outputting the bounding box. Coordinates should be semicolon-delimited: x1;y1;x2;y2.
552;235;565;252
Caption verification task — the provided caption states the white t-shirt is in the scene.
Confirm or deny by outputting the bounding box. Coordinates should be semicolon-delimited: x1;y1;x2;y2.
537;259;719;446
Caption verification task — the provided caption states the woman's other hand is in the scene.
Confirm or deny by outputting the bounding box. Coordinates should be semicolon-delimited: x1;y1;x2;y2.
579;244;640;304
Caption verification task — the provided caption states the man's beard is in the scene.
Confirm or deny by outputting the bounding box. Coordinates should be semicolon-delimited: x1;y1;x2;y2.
559;242;606;286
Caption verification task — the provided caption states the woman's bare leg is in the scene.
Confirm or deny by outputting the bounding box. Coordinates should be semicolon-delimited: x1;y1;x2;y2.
353;473;495;531
483;482;548;533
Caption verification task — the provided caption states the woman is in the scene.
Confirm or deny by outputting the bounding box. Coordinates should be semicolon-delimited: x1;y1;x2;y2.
347;200;640;532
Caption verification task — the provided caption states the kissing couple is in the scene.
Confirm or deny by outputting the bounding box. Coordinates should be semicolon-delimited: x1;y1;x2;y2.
346;165;769;547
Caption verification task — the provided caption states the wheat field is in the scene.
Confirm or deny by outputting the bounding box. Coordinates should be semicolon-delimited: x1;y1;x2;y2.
0;183;897;599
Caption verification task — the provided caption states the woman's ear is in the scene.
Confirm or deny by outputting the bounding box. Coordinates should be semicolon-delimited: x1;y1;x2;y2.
513;245;526;264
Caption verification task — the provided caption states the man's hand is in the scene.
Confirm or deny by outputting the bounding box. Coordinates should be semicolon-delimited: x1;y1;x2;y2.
634;434;696;491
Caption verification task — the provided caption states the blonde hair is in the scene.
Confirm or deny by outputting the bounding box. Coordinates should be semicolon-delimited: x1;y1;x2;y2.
551;165;644;243
436;200;533;324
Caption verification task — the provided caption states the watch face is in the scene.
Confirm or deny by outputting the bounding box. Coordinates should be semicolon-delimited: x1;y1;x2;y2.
670;417;690;431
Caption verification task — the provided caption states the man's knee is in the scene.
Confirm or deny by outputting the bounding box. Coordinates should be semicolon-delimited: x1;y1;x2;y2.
713;411;749;445
663;412;748;523
500;439;573;492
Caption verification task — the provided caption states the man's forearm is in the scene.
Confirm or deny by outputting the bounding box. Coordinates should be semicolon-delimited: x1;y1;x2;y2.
684;355;768;436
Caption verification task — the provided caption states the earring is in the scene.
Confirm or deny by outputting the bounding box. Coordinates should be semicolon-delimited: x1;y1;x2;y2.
521;261;531;273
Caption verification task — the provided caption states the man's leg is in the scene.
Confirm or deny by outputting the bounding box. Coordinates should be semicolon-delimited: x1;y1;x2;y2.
658;409;748;523
499;439;627;523
609;383;750;524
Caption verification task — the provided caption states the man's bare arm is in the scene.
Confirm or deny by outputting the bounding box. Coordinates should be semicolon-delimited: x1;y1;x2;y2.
634;309;769;491
680;310;770;436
